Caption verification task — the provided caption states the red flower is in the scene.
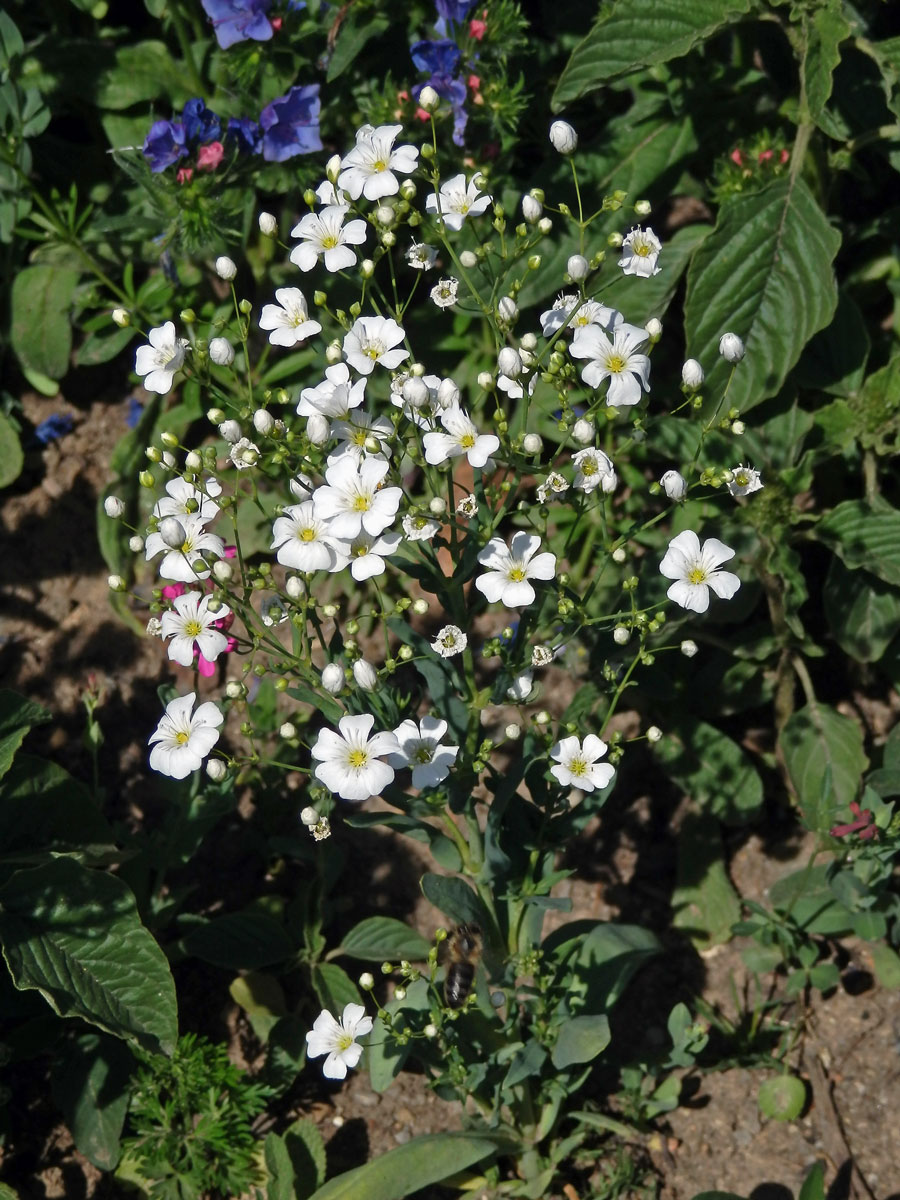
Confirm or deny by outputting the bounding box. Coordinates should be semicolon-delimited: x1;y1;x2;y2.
176;167;194;185
197;140;225;172
831;801;877;840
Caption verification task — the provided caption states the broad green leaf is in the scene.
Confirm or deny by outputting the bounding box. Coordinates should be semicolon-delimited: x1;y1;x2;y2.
420;874;492;933
51;1033;132;1170
307;1132;502;1200
11;265;80;381
543;922;660;1013
0;11;25;66
0;753;116;865
804;2;852;125
815;500;900;587
311;962;361;1015
0;859;177;1054
864;35;900;120
654;717;763;824
265;1131;296;1200
181;910;294;969
229;972;287;1044
0;691;49;780
336;917;431;963
869;943;900;989
757;1075;806;1121
286;682;344;724
684;177;841;413
672;812;741;949
94;41;193;109
266;1117;327;1200
74;326;134;368
367;980;431;1093
0;411;23;490
823;557;900;662
552;0;753;107
780;704;868;830
551;1014;610;1069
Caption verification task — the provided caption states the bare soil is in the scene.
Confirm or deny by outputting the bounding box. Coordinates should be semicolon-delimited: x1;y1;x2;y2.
1;391;899;1200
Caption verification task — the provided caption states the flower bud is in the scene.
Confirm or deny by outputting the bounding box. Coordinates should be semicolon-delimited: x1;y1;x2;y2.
418;84;440;112
572;417;594;445
400;179;417;200
498;347;522;379
634;199;651;216
375;204;394;227
402;377;429;408
660;469;687;501
522;433;542;454
477;371;494;390
359;972;375;990
424;1022;438;1038
206;759;227;781
215;255;237;281
719;332;745;362
429;496;446;515
129;535;144;552
286;575;305;599
353;659;378;691
108;574;125;591
280;722;296;740
104;496;125;518
219;420;242;443
111;308;130;327
301;805;319;826
646;725;663;743
549;119;578;155
212;559;233;583
681;639;699;658
612;546;627;564
184;450;202;472
139;470;155;488
459;249;478;268
437;378;460;408
253;408;275;435
207;407;225;426
505;723;521;740
538;217;553;235
521;193;542;223
306;413;330;445
159;517;186;548
258;211;277;236
360;258;375;278
209;337;235;366
412;598;429;615
326;153;342;183
732;420;745;435
567;254;589;281
497;296;518;324
321;663;344;694
681;359;704;390
645;317;662;342
613;625;630;645
325;340;343;364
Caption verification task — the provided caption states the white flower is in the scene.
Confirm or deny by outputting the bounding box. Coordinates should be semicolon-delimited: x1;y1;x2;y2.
148;692;223;779
328;410;394;465
328;528;402;581
532;644;555;667
507;671;534;702
425;173;492;232
145;514;225;582
424;407;499;470
310;713;400;801
271;502;339;572
570;323;651;407
498;347;522;379
160;592;231;667
418;84;440;112
290;205;367;273
719;332;745;362
388;716;459;789
215;256;237;280
391;372;443;426
536;471;568;504
475;532;557;608
402;513;441;541
660;469;687;502
497;371;536;402
208;337;235;366
229;438;260;469
456;493;479;519
549;735;615;792
343;316;409;375
135;322;186;395
682;359;704;389
727;464;763;497
306;1003;374;1079
659;530;741;614
312;456;402;539
406;242;438;270
540;294;621;338
338;124;419;201
572;448;616;494
549;120;577;154
430;278;459;309
298;362;367;419
432;625;467;657
259;288;323;347
618;227;662;277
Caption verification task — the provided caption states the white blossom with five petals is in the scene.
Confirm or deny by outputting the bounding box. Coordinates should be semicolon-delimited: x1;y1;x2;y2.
310;713;400;801
658;530;741;614
475;532;557;608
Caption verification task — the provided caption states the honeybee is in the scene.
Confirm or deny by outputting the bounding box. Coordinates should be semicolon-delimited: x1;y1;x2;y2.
443;922;483;1009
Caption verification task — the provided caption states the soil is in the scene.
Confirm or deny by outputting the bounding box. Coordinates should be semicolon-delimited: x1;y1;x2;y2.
1;390;899;1200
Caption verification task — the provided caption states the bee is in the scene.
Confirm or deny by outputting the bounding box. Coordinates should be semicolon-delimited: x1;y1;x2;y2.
443;922;483;1009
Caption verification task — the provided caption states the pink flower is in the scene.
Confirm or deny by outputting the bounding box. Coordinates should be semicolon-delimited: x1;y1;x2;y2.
469;13;487;39
468;74;480;90
197;141;224;172
730;148;743;166
176;167;194;185
758;148;773;164
830;801;877;841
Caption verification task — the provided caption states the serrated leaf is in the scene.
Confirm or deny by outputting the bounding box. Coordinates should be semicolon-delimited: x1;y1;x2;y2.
815;500;900;587
779;704;868;830
804;2;852;124
11;265;80;381
51;1032;132;1170
336;917;431;963
0;859;177;1054
672;812;741;949
684;177;841;413
306;1132;501;1200
552;0;753;107
551;1014;610;1069
823;557;900;662
0;690;50;780
0;411;23;489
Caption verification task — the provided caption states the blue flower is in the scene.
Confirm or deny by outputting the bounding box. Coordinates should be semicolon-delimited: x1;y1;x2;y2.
201;0;273;50
435;0;475;23
225;116;262;154
259;84;322;162
182;99;221;145
143;120;188;173
125;396;145;429
34;414;74;445
411;37;460;76
411;39;468;146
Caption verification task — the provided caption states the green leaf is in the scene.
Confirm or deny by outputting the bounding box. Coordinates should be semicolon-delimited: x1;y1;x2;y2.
869;943;900;989
815;500;900;588
823;557;900;662
11;265;80;381
94;41;193;109
0;859;177;1054
336;917;431;963
311;962;361;1015
286;682;344;724
0;753;116;866
798;1162;826;1200
552;0;752;107
420;874;491;933
804;2;852;125
551;1014;610;1069
51;1032;132;1170
672;812;741;949
0;10;25;65
654;717;763;824
74;326;134;368
757;1075;806;1121
684;177;841;413
0;690;49;781
306;1132;502;1200
326;14;390;82
181;910;294;969
793;291;869;398
229;972;287;1044
266;1117;327;1200
0;411;23;490
780;704;868;830
543;922;660;1013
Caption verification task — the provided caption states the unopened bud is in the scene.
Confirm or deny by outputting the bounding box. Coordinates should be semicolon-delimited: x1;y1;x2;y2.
253;408;275;435
522;433;542;454
498;347;523;378
206;759;227;781
646;725;663;743
549;120;578;155
660;469;687;501
522;193;542;223
572;417;594;445
301;805;319;826
215;255;237;281
418;84;440;112
108;574;126;591
307;413;330;445
567;254;589;281
279;722;296;740
353;659;378;691
321;663;344;694
681;359;705;390
159;517;186;548
258;211;277;235
719;332;745;362
111;308;130;327
104;496;125;518
212;559;233;583
497;296;518;324
219;420;242;443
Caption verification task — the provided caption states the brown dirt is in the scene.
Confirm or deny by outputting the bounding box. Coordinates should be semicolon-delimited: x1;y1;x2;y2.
2;392;899;1200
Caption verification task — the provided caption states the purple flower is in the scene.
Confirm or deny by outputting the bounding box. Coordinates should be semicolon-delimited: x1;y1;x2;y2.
435;0;476;23
143;120;188;173
259;84;322;162
411;39;468;146
125;396;145;429
34;414;74;445
225;116;262;154
201;0;273;50
182;99;221;145
411;38;460;76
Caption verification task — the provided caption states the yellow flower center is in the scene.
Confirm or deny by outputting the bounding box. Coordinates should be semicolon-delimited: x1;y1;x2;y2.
569;756;587;777
337;1031;354;1051
299;527;316;541
348;749;368;769
635;242;650;257
364;346;380;359
414;746;433;764
687;566;708;585
322;234;338;249
373;159;387;172
582;459;597;476
185;619;202;637
460;433;475;449
354;495;371;511
175;730;190;745
606;354;626;374
354;545;369;558
352;430;367;445
508;567;526;582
